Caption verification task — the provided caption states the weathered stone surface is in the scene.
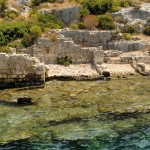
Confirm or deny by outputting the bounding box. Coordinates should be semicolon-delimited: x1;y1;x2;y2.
55;29;118;48
27;34;104;64
39;6;81;25
107;40;145;52
0;53;45;88
54;29;146;51
112;3;150;23
15;0;31;6
104;50;123;57
93;48;104;65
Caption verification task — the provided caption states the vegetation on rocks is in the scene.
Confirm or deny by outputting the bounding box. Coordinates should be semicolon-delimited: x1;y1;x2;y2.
57;56;72;66
0;46;12;54
0;0;7;17
98;14;116;30
123;33;132;40
144;26;150;36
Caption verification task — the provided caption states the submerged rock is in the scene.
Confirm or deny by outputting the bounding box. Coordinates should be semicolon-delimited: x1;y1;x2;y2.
17;97;32;105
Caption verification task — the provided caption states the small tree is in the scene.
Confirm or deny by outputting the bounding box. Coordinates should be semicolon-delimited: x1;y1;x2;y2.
83;15;99;30
30;25;42;38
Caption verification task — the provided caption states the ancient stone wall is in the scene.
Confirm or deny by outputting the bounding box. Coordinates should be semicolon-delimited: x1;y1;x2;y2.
55;29;117;48
29;35;104;64
54;29;146;51
0;53;45;88
106;56;150;64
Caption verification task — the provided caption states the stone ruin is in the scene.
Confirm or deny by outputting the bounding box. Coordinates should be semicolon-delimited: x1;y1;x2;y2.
0;28;150;87
0;53;45;88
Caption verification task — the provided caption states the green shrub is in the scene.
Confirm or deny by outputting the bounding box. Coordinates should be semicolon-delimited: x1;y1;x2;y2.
118;0;132;7
57;56;72;66
0;21;29;47
70;23;79;30
21;34;34;48
7;41;24;49
122;25;137;33
30;25;42;38
78;22;87;29
81;0;119;17
98;14;115;30
0;0;7;17
5;10;20;20
37;13;64;30
123;33;132;40
80;6;90;18
144;26;150;36
0;46;12;54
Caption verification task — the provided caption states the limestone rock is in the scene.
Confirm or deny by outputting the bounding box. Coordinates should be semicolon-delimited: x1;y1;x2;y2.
112;3;150;23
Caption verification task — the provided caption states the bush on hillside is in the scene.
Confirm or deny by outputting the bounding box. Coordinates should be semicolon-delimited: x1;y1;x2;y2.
70;23;79;30
5;10;20;20
122;24;141;34
118;0;132;7
83;15;99;29
98;14;115;30
30;25;42;38
81;0;119;17
37;13;64;30
21;34;34;48
7;41;24;49
78;22;87;29
0;0;7;17
0;46;12;54
0;22;29;47
123;33;132;40
144;26;150;36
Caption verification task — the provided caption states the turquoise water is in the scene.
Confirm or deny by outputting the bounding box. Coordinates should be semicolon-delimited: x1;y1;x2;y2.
0;78;150;149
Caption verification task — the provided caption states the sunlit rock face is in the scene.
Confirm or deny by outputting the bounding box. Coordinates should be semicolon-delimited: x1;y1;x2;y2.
14;0;31;6
112;3;150;23
0;53;45;87
39;6;81;25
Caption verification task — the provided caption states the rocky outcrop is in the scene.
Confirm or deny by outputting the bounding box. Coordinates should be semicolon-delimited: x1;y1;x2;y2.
112;3;150;23
40;6;81;25
14;0;31;6
0;53;45;88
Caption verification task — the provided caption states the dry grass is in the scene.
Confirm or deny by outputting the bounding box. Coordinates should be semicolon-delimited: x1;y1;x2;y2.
49;1;80;10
